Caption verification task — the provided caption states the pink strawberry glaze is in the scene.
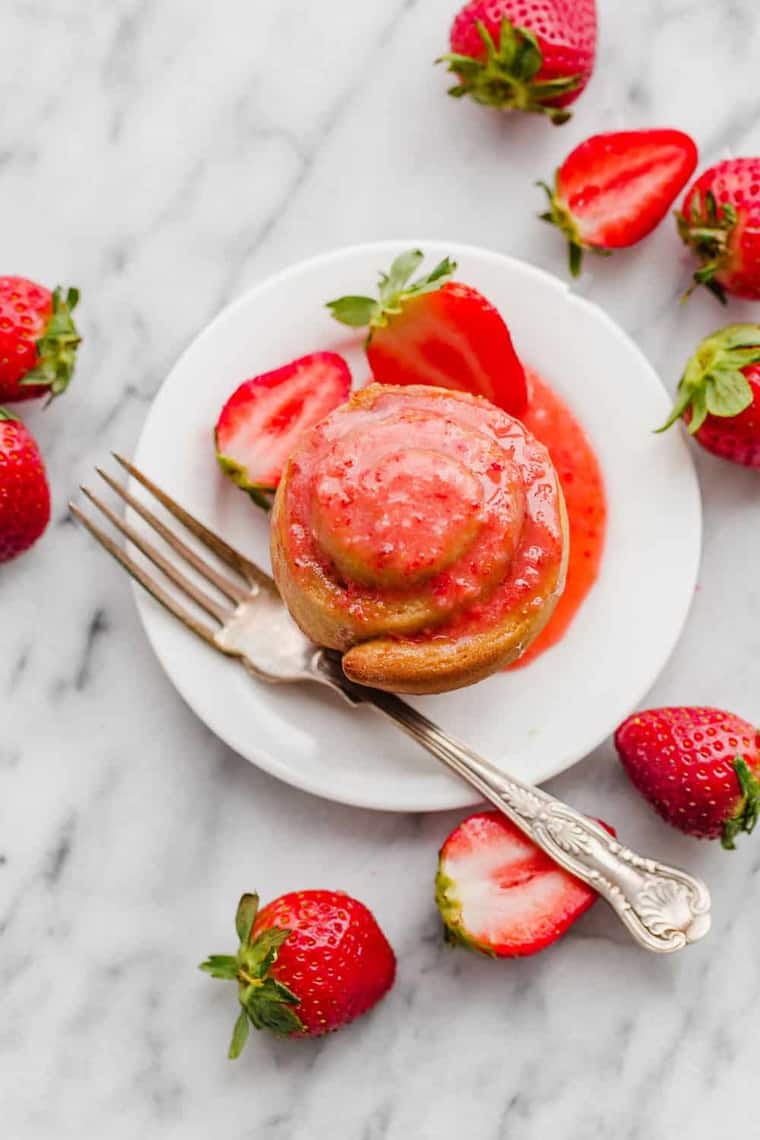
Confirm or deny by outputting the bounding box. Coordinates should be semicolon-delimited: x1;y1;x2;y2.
508;369;606;669
279;386;564;644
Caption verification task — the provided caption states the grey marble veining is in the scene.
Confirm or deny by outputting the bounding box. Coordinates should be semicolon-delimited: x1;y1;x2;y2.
2;0;760;1136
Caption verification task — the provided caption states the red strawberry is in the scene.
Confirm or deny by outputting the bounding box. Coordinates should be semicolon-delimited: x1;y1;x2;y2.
615;707;760;848
677;158;760;302
0;277;81;403
439;0;596;124
200;889;396;1052
436;811;610;957
327;250;528;417
539;129;698;276
657;324;760;468
0;409;51;562
215;352;351;509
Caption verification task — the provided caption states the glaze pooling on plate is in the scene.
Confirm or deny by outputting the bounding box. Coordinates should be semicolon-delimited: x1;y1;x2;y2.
271;383;567;694
509;368;608;669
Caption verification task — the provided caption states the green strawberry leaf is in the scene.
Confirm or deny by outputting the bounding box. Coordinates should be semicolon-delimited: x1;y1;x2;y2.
705;370;753;418
718;324;760;350
243;978;304;1036
379;249;425;298
235;892;259;944
722;757;760;850
658;323;760;432
198;954;239;980
228;1009;250;1059
688;384;709;433
246;926;291;973
246;486;275;511
326;295;379;328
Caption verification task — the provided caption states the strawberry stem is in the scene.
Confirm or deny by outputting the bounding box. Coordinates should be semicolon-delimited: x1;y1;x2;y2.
537;178;587;277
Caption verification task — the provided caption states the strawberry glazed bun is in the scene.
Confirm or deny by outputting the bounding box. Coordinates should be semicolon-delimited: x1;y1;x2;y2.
271;384;568;694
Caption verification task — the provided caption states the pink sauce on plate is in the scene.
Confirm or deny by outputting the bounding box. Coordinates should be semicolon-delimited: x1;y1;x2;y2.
507;368;607;669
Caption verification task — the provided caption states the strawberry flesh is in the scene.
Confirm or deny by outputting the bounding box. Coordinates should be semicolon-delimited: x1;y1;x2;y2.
215;352;351;494
368;283;528;416
436;811;609;956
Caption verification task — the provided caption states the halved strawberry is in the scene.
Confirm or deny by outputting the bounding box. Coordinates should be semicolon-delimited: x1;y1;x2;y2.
436;810;611;957
215;353;352;508
539;129;698;276
327;250;528;417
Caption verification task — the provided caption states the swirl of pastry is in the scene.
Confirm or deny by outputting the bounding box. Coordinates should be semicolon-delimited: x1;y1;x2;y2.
271;384;568;694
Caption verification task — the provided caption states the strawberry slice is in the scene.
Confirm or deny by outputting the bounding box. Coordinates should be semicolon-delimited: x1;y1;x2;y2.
327;249;528;417
539;129;698;276
436;810;612;956
215;352;352;508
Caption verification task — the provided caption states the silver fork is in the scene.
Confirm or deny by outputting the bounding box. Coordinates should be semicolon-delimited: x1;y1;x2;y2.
71;455;711;954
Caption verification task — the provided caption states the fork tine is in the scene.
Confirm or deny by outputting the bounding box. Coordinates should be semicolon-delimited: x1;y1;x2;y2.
95;467;248;605
112;453;275;590
69;503;219;648
80;486;232;625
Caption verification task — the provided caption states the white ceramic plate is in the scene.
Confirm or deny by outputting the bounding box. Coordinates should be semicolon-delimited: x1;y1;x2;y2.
131;241;701;812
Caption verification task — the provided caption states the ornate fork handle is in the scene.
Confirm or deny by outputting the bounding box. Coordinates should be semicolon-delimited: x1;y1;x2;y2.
347;683;711;953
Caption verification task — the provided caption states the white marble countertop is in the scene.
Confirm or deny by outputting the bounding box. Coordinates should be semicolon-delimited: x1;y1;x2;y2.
3;1;760;1136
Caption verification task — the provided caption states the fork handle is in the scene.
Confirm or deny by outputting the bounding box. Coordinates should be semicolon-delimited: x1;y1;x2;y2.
355;686;711;953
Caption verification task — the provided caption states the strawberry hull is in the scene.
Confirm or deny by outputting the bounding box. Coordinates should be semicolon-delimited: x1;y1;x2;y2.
658;325;760;470
443;0;597;123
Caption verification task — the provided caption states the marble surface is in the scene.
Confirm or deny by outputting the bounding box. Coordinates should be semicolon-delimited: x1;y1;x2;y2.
3;1;760;1136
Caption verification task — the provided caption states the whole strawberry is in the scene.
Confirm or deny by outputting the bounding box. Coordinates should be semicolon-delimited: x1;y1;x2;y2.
677;159;760;301
0;409;51;563
540;129;698;275
200;890;396;1053
658;324;760;469
440;0;597;124
615;707;760;848
0;277;81;403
